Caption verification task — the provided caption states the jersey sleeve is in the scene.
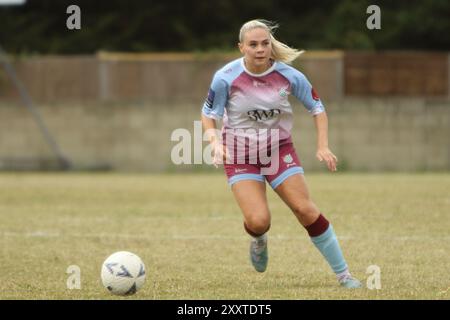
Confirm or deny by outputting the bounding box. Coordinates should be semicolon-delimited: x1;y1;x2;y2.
201;72;229;120
290;70;325;116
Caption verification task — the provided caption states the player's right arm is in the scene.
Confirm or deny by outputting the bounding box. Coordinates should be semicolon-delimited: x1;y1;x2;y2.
201;114;223;168
201;72;229;167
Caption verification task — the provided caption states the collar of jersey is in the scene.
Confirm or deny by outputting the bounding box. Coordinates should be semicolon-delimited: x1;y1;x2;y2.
240;57;277;77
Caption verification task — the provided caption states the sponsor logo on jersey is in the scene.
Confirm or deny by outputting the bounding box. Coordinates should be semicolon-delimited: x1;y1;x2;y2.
253;80;268;88
283;154;293;164
234;168;248;173
205;89;215;109
247;108;281;121
311;88;320;101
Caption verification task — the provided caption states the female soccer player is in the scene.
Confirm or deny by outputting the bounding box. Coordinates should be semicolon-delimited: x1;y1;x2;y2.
201;19;361;288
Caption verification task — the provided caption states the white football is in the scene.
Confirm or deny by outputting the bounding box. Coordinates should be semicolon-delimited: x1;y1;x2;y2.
101;251;146;295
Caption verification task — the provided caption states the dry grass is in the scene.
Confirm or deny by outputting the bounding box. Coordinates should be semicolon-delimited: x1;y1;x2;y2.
0;172;449;299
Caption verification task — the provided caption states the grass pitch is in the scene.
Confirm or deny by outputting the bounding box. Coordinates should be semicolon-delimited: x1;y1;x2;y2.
0;172;449;299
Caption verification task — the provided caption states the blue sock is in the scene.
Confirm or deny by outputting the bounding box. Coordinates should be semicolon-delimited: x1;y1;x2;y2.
310;224;348;275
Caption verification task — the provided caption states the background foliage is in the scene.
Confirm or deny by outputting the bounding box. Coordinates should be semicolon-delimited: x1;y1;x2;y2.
1;0;449;54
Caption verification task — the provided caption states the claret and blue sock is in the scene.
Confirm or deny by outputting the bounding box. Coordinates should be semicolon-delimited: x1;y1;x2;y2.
305;213;362;288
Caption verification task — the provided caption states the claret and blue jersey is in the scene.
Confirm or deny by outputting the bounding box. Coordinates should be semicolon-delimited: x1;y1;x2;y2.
202;57;325;143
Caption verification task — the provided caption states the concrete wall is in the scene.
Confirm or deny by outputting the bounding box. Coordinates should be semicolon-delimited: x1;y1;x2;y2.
0;98;448;172
295;98;450;172
0;52;449;171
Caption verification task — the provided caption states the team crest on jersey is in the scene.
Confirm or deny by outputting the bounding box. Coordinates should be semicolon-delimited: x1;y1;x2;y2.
283;154;294;164
205;89;215;109
279;88;288;97
311;88;320;101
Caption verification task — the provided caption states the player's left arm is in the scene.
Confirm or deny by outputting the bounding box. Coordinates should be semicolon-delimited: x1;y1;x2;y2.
289;69;338;172
313;112;338;172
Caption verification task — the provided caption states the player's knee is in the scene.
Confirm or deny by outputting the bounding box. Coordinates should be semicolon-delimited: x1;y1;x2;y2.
292;201;318;219
245;215;271;236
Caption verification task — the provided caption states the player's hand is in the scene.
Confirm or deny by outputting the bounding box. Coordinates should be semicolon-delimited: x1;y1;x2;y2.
316;147;338;172
212;141;230;168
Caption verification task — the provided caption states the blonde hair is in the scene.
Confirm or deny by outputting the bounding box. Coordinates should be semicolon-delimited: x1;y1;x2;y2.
239;19;304;64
